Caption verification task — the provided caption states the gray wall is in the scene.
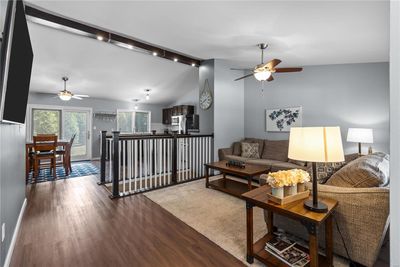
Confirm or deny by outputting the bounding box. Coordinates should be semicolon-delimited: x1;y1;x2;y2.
244;62;389;154
28;92;166;158
171;60;214;135
197;60;214;135
0;124;26;267
390;1;400;264
0;1;27;265
213;59;244;160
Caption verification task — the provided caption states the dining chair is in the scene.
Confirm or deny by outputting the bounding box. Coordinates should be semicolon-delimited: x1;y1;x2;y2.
57;133;76;175
32;135;58;180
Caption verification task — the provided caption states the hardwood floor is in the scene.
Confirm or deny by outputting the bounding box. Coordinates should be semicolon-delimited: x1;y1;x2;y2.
10;176;244;267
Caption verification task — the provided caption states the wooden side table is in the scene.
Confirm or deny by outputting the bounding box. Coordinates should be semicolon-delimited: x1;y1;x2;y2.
242;185;338;267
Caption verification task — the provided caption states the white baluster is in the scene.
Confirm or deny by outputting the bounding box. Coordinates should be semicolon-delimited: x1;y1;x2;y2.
134;140;137;192
163;139;166;185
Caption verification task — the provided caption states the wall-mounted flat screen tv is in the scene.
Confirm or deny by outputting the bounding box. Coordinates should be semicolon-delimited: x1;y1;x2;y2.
0;0;34;124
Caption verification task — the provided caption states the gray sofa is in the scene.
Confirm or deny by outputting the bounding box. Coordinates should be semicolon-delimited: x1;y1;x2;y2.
218;138;309;172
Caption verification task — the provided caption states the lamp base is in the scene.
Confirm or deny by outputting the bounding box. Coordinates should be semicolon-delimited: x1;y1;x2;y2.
304;199;328;213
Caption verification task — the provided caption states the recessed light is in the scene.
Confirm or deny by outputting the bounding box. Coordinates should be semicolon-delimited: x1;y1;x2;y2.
174;58;178;62
97;35;104;41
191;63;196;67
153;52;158;56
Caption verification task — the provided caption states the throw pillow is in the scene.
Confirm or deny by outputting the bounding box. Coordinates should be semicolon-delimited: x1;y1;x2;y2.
241;142;260;159
232;142;242;156
315;162;345;184
325;152;390;188
243;138;264;158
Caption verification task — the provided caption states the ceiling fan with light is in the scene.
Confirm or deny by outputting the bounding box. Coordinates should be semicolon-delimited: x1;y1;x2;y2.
234;43;303;82
57;77;89;101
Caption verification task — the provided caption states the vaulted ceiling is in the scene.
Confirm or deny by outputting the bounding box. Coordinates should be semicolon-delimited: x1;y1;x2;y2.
26;0;389;104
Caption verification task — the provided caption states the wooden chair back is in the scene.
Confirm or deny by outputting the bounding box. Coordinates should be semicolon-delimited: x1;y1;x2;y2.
65;133;77;158
33;135;58;153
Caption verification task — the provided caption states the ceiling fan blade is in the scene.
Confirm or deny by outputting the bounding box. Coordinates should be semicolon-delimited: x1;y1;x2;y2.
274;67;303;73
264;59;281;69
72;96;83;100
267;75;274;82
74;94;89;98
234;73;254;81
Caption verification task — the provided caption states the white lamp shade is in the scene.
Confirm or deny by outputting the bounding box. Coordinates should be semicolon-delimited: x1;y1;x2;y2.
253;71;271;81
347;128;373;143
288;127;345;163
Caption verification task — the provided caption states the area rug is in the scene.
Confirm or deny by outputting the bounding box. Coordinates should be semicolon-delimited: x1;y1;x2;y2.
144;176;351;266
27;161;99;184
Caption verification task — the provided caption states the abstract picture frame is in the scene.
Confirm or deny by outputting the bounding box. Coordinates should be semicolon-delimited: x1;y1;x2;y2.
266;107;303;132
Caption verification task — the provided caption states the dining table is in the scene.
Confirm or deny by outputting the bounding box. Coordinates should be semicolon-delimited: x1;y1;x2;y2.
25;140;70;179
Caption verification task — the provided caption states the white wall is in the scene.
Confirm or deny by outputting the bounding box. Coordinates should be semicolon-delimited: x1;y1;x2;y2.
244;62;389;155
213;59;244;160
390;1;400;266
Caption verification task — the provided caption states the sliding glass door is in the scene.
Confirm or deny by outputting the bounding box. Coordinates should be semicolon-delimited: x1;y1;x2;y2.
63;110;91;161
30;106;92;161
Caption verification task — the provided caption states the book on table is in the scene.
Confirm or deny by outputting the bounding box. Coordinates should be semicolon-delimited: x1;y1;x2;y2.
265;236;310;267
266;236;295;254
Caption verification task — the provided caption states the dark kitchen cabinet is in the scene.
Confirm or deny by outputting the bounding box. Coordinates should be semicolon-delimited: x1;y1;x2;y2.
181;105;194;115
162;105;195;125
162;108;172;125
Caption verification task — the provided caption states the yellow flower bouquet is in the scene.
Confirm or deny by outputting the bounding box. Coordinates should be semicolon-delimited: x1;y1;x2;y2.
267;169;310;188
267;169;311;198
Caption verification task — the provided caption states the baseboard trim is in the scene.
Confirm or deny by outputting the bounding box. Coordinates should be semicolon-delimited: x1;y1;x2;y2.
3;198;27;267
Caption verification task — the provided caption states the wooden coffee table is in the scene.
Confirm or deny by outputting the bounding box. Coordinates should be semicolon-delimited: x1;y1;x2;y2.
204;160;269;198
242;185;338;267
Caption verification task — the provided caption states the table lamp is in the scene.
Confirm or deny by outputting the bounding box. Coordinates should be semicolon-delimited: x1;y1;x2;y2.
288;127;344;213
347;128;373;155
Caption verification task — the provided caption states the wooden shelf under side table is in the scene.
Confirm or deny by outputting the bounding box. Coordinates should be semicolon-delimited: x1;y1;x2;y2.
242;185;338;267
204;161;269;198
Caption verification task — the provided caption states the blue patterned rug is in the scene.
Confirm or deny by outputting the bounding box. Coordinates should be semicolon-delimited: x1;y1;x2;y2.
28;161;99;184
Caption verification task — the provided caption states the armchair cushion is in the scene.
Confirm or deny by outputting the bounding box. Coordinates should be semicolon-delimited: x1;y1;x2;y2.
326;152;390;188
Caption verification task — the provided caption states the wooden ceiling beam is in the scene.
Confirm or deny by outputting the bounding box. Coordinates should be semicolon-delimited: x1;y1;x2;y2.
24;4;202;67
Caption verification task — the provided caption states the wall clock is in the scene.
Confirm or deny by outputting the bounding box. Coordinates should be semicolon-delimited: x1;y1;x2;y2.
200;79;213;110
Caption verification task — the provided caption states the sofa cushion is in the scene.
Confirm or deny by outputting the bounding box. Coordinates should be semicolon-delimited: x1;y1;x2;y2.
247;158;281;167
288;159;307;167
225;155;252;162
262;140;289;162
232;142;242;156
241;142;260;159
325;152;390;188
244;138;264;157
270;161;308;172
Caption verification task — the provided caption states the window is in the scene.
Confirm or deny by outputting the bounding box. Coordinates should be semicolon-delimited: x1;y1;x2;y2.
117;110;151;133
32;109;61;136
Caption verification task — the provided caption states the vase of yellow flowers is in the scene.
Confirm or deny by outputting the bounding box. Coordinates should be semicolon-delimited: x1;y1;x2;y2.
266;169;310;198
